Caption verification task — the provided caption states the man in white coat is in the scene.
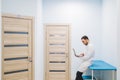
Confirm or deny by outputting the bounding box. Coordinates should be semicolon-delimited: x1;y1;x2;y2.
74;35;95;80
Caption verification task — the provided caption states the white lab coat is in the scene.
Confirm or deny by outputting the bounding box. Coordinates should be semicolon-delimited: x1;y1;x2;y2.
78;43;95;72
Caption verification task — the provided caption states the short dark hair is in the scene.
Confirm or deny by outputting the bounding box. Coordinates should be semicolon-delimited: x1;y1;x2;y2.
81;35;89;40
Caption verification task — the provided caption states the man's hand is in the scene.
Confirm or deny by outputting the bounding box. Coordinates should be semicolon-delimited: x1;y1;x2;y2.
79;53;84;57
74;54;79;57
75;53;84;57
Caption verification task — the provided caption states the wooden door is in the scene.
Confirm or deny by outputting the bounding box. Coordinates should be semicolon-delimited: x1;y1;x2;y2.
45;24;70;80
2;14;34;80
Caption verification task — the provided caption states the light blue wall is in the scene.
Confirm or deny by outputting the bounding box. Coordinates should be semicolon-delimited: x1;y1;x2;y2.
43;0;102;79
102;0;118;67
1;0;44;80
102;0;119;80
2;0;37;16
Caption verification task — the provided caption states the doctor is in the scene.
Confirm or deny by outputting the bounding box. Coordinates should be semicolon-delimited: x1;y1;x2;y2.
74;35;95;80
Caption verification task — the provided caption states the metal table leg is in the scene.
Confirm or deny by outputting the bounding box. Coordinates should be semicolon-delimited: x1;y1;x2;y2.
92;70;94;80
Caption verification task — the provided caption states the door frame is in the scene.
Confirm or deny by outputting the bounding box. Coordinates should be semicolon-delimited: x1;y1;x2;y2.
1;13;34;80
44;24;71;80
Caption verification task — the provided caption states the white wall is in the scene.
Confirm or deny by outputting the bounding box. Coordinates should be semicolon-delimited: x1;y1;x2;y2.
102;0;118;79
43;0;102;79
2;0;44;80
1;0;120;80
117;0;120;79
35;0;44;80
102;0;118;67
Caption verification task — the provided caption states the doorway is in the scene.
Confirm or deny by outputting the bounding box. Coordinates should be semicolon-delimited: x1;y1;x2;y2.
2;14;34;80
45;24;71;80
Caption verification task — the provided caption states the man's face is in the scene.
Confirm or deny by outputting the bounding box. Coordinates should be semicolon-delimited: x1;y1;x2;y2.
81;39;89;45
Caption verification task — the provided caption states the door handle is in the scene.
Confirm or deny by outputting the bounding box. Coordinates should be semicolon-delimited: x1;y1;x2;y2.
28;57;32;62
66;52;68;58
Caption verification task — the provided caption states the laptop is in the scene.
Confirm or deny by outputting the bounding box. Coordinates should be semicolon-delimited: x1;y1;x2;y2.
73;48;77;55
